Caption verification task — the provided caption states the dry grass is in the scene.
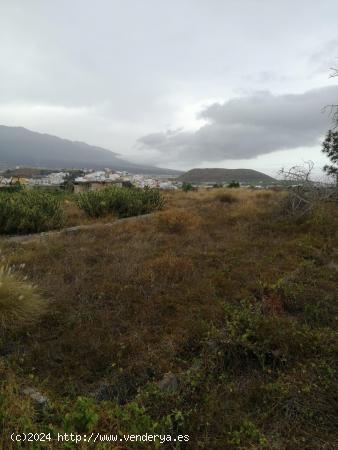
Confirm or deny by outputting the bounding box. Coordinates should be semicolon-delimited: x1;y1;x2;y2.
62;199;117;227
142;254;194;285
215;191;238;203
0;187;337;449
155;208;202;233
0;266;46;331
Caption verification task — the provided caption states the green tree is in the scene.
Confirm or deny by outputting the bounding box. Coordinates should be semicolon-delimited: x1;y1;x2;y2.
322;130;338;183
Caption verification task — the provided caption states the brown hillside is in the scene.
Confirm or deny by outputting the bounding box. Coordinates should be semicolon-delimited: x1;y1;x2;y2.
178;167;276;183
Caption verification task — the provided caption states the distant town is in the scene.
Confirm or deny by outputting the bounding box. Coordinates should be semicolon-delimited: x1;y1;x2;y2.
0;168;179;191
0;166;288;192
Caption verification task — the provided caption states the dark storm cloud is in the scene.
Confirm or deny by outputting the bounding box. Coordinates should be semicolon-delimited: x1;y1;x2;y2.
138;85;338;163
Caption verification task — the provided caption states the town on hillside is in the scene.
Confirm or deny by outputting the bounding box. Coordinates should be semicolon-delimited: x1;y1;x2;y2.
0;168;179;191
0;166;289;192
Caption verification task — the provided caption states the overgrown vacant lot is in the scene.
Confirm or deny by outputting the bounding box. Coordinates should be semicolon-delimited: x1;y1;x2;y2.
1;189;337;449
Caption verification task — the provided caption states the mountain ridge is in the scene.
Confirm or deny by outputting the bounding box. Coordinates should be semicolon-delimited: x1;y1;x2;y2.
0;125;181;175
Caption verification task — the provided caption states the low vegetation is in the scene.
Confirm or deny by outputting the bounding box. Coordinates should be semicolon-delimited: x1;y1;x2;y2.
0;266;46;331
227;181;240;188
0;189;64;234
0;186;165;235
155;208;202;233
0;188;337;449
216;191;238;203
76;186;165;218
182;182;195;192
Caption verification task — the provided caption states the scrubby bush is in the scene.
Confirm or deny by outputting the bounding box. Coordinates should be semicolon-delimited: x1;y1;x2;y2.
182;182;195;192
0;267;46;331
228;420;268;448
76;186;164;218
0;190;64;234
63;397;99;432
203;302;328;373
0;185;23;193
228;181;240;188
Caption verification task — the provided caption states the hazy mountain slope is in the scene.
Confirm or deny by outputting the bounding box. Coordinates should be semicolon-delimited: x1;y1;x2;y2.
178;168;276;183
0;125;181;174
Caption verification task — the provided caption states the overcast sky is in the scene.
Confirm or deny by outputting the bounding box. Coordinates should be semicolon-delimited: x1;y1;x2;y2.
1;0;338;176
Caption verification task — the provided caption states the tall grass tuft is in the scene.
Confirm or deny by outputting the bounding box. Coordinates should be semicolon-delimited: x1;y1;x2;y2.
0;267;46;331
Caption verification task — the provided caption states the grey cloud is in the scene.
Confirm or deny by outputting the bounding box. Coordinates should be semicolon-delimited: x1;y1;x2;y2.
310;40;338;74
139;133;169;147
2;0;338;168
241;71;290;85
138;85;338;163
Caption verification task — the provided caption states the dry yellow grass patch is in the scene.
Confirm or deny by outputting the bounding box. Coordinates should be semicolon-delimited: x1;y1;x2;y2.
215;191;238;204
155;208;202;233
142;254;194;285
62;199;117;227
216;188;284;221
0;266;46;331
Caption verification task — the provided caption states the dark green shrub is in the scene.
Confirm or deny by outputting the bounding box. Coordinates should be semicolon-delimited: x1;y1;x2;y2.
0;184;23;194
64;397;99;432
76;186;164;218
0;190;64;234
227;181;240;188
182;182;195;192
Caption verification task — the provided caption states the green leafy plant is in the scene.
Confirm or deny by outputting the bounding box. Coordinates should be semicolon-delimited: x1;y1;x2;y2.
64;397;99;432
228;420;268;448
